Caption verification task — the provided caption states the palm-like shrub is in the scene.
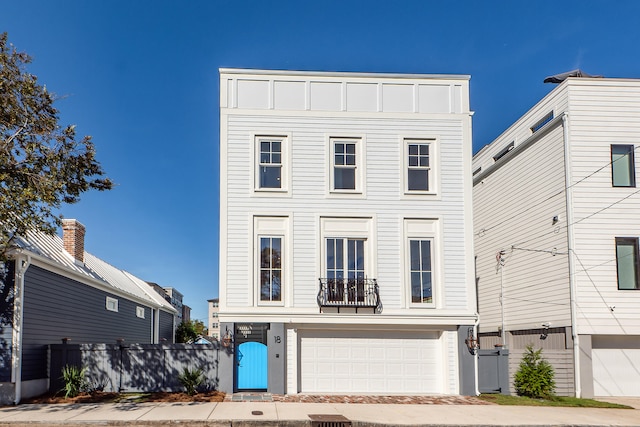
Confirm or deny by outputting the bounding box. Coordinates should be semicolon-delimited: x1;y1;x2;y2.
178;367;204;395
61;365;87;398
514;345;556;398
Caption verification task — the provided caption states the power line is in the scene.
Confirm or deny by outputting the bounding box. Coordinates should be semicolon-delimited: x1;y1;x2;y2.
475;144;640;238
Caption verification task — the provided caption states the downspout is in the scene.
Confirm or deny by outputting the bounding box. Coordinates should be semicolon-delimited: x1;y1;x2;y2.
473;313;480;396
562;112;581;397
153;308;160;343
12;254;30;405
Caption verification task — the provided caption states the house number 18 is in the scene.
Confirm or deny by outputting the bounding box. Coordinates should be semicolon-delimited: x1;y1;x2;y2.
274;336;281;344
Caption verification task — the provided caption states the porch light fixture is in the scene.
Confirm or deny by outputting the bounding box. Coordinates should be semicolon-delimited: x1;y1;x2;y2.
222;327;233;348
465;327;479;355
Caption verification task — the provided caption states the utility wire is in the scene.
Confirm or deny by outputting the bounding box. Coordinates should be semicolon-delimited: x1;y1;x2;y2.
475;144;640;238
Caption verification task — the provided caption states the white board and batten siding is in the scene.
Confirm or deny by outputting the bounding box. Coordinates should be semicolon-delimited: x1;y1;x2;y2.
565;80;640;336
220;69;475;321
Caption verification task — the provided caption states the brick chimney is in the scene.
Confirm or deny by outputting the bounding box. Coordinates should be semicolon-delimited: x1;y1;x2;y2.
62;219;86;263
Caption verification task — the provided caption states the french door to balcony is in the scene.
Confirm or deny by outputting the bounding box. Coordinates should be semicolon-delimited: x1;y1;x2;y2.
326;238;365;303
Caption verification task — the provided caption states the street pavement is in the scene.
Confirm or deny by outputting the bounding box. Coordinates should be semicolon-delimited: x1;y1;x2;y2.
0;397;640;426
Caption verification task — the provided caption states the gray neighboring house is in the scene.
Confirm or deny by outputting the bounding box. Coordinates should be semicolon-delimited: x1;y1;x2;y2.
0;219;176;405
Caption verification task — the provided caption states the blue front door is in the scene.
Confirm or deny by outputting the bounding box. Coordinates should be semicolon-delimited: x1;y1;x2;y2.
237;341;267;390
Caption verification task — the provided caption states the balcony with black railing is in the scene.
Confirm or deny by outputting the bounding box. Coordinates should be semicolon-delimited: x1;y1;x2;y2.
317;278;381;313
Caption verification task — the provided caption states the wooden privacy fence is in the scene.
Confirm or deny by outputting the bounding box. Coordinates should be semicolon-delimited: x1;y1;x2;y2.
49;343;225;394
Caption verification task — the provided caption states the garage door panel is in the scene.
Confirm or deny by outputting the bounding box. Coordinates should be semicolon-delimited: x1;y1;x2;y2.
300;330;442;393
593;348;640;397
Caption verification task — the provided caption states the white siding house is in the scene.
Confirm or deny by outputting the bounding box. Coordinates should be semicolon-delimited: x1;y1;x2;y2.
219;69;477;395
473;76;640;397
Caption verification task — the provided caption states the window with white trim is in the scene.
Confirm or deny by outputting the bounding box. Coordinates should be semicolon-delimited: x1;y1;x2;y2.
255;136;288;192
330;138;362;192
405;218;438;307
406;140;431;192
254;216;289;306
259;236;282;302
409;239;433;303
106;296;118;312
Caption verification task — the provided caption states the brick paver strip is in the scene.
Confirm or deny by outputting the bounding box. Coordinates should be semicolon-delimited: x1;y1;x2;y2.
226;394;491;405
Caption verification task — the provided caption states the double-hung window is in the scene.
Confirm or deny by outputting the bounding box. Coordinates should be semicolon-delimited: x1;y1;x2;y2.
259;236;282;302
255;135;289;192
331;138;362;192
616;237;640;290
407;140;431;191
611;145;636;187
404;138;437;194
259;139;282;188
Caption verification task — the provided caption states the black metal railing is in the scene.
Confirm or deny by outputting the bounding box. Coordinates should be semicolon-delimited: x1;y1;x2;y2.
317;278;380;312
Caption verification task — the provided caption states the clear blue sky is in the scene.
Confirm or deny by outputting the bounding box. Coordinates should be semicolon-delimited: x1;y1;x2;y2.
3;0;639;324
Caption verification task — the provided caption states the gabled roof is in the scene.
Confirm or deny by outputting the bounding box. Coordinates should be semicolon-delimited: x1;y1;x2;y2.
13;229;176;312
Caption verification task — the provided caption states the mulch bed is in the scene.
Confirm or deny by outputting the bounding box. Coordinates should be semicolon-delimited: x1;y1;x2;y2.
21;390;226;404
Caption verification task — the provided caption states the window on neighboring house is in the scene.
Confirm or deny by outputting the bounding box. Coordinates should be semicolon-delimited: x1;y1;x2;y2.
406;140;431;192
326;238;366;302
616;237;640;290
530;111;554;133
331;138;361;192
259;236;282;302
611;144;636;187
409;239;433;304
106;296;118;312
493;141;514;162
258;138;282;189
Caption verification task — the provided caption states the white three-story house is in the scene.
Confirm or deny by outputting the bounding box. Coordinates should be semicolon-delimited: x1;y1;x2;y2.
218;69;477;395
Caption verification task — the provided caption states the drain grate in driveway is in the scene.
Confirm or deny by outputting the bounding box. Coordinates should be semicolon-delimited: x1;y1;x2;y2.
308;414;351;427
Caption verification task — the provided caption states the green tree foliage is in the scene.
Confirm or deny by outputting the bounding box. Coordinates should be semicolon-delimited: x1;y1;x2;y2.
193;319;207;336
0;32;113;260
514;345;556;399
175;321;198;343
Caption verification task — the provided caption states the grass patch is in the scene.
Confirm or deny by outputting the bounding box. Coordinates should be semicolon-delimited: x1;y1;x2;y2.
478;394;631;409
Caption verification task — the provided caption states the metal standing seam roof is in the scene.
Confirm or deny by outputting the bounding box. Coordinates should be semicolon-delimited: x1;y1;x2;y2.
15;230;175;312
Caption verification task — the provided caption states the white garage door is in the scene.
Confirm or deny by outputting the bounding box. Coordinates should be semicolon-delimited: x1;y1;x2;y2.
300;330;443;393
592;348;640;397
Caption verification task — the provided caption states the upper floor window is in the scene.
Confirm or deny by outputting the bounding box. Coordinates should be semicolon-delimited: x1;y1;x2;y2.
255;135;289;193
530;111;554;133
406;140;431;192
616;237;639;290
258;138;282;188
330;138;363;193
106;296;118;312
405;218;438;308
254;216;288;306
409;239;433;304
493;141;514;162
611;144;636;187
259;236;282;302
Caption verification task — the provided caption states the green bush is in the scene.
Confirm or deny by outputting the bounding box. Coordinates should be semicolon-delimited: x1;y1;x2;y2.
178;367;204;395
514;345;556;398
61;364;87;398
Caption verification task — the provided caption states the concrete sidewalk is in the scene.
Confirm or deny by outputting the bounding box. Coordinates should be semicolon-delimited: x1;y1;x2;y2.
0;401;639;426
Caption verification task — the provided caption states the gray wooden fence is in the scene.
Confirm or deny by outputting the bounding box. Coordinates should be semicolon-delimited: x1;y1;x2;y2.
49;343;228;394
